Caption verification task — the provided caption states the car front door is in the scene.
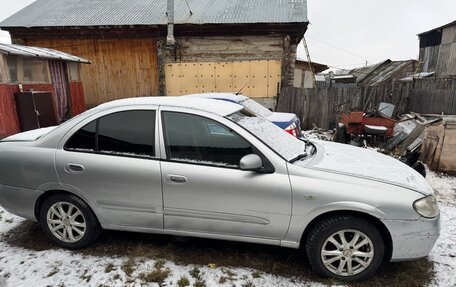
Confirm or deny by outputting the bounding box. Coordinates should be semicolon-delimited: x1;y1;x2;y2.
55;107;163;229
159;107;292;240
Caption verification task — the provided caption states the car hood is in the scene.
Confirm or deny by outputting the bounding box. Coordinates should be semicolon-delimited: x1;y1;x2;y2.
301;140;433;195
2;126;57;142
266;112;297;128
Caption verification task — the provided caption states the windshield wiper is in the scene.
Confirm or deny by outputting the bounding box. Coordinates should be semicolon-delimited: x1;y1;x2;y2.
289;153;308;163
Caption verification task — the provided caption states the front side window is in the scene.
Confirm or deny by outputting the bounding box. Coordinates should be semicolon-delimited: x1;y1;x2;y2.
162;111;252;168
65;110;155;158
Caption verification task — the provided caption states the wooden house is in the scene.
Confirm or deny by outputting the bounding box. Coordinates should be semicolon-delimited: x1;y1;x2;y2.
418;20;456;77
0;0;308;110
293;60;328;88
0;43;89;138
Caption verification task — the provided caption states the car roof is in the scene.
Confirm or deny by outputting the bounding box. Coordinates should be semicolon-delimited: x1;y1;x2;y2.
94;96;244;116
184;93;249;103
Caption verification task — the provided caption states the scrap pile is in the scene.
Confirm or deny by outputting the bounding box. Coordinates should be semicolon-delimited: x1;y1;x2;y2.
329;102;456;175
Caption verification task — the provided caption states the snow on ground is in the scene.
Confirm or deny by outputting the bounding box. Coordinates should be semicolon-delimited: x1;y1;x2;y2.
426;170;456;286
0;170;455;286
0;209;331;287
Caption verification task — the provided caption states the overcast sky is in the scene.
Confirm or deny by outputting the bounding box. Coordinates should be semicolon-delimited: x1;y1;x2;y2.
1;0;456;70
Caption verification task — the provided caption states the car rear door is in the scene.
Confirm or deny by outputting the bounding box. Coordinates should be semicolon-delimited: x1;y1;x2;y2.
55;107;163;229
158;107;292;240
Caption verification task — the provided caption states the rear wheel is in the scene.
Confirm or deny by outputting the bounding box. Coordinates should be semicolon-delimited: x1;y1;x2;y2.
39;193;102;249
306;216;384;281
334;124;348;143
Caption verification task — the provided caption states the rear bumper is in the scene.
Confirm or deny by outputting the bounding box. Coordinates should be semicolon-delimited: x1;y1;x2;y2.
0;184;38;220
382;214;440;261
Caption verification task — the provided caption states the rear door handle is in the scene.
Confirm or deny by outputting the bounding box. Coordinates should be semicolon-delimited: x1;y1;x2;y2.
65;163;85;173
167;174;187;184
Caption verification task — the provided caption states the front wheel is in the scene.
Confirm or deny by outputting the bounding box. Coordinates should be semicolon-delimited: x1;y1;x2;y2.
39;193;102;249
306;216;384;281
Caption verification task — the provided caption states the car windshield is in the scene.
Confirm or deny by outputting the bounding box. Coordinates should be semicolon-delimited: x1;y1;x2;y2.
240;99;273;118
228;110;306;161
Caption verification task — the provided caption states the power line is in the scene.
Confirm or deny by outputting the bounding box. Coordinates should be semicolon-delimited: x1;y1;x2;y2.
306;35;371;64
182;0;193;15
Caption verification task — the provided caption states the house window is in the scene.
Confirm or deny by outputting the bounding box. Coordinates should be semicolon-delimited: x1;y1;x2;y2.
0;55;6;82
6;56;18;82
68;62;80;82
5;55;50;83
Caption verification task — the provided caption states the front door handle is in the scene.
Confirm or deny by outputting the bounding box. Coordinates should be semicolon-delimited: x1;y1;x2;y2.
65;163;85;173
167;174;187;184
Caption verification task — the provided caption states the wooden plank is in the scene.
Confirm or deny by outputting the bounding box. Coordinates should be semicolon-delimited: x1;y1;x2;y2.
232;61;251;97
26;38;160;107
164;63;181;96
268;60;282;97
197;62;216;93
249;60;268;98
68;81;87;116
180;62;200;95
215;62;233;93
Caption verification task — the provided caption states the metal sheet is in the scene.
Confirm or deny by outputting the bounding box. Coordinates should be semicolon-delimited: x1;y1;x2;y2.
0;0;308;27
0;43;90;64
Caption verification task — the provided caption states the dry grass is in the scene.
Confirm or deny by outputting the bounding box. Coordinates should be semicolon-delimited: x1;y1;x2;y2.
104;263;116;273
138;260;171;286
177;276;190;287
121;258;136;277
2;220;435;287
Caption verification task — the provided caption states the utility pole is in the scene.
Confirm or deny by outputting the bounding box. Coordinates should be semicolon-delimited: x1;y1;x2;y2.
302;36;317;88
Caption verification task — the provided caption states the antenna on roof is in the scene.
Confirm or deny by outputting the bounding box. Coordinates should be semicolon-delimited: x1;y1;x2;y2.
183;0;193;15
235;82;248;95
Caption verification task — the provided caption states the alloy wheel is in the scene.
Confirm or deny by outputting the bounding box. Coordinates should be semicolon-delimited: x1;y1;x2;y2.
320;229;374;276
46;201;87;243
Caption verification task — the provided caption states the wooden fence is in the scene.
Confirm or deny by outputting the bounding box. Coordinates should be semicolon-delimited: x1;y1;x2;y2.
277;78;456;130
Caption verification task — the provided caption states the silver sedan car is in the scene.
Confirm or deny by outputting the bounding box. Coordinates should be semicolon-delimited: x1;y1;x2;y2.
0;96;439;281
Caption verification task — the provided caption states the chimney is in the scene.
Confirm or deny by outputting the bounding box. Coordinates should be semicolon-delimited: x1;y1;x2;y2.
166;0;176;46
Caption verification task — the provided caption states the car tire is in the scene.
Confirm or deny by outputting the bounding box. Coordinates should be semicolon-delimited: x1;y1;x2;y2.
39;193;102;250
306;215;384;281
334;124;348;143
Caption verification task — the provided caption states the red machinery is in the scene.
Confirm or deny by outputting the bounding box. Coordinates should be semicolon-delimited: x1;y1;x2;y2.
336;111;396;143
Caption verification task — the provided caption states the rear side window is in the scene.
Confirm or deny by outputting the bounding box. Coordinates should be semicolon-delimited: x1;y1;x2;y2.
65;110;155;158
65;121;96;152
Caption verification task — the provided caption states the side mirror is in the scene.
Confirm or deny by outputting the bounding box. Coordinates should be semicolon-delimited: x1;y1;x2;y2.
240;154;263;171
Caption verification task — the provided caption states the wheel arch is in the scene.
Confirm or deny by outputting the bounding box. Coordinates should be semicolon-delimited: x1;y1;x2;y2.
34;189;102;226
300;210;393;262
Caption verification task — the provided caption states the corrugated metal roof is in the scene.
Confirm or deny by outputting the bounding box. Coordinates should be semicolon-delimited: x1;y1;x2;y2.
348;60;416;86
350;60;391;84
0;0;308;28
0;43;91;63
418;20;456;36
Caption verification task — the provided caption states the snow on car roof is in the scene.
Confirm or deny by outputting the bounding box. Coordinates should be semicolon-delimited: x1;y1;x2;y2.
94;96;244;116
184;93;248;102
